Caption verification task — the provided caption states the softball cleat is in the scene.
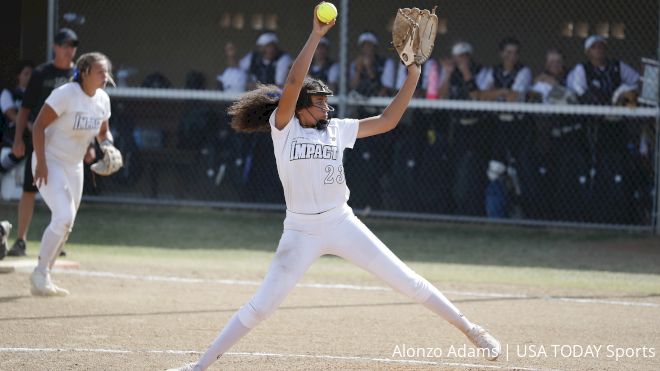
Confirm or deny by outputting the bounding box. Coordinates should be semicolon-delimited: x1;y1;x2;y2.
465;324;501;361
167;363;202;371
30;269;68;297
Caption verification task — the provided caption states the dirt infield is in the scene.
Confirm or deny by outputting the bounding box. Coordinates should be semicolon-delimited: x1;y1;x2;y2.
1;204;658;370
1;259;659;371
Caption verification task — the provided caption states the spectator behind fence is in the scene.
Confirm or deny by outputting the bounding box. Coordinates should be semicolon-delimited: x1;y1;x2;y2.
236;33;287;203
392;57;437;96
215;41;248;191
480;38;532;103
531;49;574;103
532;48;590;222
437;41;491;216
438;42;491;115
518;49;573;220
309;37;340;92
481;37;532;218
217;42;248;93
567;35;639;106
380;55;403;97
240;32;292;88
349;32;389;98
344;31;391;209
415;58;455;213
383;59;450;212
239;36;290;204
1;60;33;171
564;35;641;224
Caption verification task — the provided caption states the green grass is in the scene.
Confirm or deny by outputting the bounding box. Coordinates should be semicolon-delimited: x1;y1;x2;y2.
1;202;659;294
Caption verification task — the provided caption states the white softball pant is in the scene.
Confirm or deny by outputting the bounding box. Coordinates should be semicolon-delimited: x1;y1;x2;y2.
237;204;434;328
32;154;83;237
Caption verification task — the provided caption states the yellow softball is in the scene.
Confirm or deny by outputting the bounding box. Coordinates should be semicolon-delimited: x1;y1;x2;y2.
316;2;338;24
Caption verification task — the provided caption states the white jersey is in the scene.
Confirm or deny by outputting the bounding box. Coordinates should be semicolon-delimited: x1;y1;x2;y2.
44;82;111;165
269;109;359;214
0;88;22;114
217;67;248;92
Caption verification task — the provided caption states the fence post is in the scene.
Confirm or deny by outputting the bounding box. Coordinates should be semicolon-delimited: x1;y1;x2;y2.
655;101;660;235
654;0;660;235
338;0;349;119
46;0;57;62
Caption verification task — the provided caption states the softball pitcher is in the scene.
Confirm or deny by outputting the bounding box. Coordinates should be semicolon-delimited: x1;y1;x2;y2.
30;52;122;296
170;6;499;370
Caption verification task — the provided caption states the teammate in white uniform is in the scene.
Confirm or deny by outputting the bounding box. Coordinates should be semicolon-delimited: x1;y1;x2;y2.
30;52;116;296
170;7;500;371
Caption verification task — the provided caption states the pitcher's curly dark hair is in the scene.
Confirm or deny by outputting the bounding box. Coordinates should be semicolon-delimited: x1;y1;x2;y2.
228;77;332;133
228;84;281;133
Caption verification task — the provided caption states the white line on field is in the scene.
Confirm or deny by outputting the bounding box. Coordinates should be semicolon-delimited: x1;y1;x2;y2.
49;269;391;291
23;268;660;309
0;347;558;371
553;297;659;307
0;347;132;354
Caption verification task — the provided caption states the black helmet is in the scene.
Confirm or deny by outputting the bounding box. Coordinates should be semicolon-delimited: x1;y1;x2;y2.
296;78;333;109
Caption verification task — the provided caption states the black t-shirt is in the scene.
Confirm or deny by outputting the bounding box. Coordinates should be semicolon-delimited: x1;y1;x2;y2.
22;62;75;122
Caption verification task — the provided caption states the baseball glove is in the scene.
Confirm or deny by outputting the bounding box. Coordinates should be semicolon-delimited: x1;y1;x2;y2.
91;140;123;176
392;6;438;66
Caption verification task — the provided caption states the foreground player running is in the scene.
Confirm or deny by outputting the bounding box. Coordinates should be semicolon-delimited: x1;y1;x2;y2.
170;6;500;370
30;52;122;296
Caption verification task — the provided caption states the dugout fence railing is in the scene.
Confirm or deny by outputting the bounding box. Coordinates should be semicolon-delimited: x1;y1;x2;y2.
72;88;656;232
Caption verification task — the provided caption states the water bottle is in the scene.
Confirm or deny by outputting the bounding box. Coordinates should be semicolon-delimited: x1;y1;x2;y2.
426;60;440;100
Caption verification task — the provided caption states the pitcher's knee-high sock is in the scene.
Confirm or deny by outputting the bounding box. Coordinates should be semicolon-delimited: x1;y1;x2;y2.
48;231;69;270
196;313;251;370
423;286;474;333
35;226;65;274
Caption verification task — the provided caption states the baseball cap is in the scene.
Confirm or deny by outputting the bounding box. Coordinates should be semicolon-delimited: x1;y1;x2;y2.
256;32;279;46
54;28;78;46
452;42;473;56
584;35;606;51
357;32;378;46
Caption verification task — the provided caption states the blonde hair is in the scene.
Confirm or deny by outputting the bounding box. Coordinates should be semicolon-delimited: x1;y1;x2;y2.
73;52;116;87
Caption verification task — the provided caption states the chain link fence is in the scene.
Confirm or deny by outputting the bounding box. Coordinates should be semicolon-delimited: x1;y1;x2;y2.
7;0;658;229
